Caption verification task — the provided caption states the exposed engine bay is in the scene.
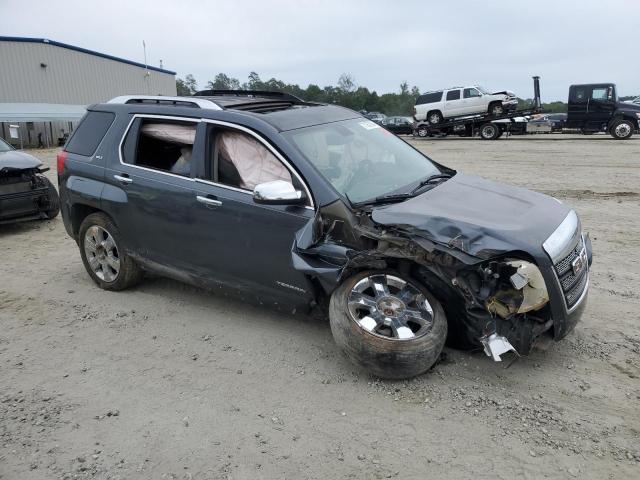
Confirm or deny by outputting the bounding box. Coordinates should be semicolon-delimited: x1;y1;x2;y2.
293;172;590;361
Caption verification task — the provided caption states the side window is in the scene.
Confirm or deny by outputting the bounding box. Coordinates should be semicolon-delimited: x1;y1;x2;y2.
416;92;442;105
122;118;197;176
591;87;608;100
209;128;292;191
446;90;461;101
571;88;587;102
463;88;481;99
65;111;115;156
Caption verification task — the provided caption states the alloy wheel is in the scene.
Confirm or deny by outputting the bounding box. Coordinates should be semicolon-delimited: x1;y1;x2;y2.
84;225;120;282
347;274;434;340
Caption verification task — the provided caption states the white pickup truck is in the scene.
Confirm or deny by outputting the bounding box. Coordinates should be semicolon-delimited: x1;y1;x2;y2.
414;85;518;124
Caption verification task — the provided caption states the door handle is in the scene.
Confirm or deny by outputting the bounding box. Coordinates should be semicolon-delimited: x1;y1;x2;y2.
196;195;222;208
114;174;132;185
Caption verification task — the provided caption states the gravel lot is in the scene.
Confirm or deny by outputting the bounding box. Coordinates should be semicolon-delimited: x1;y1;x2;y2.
1;134;639;479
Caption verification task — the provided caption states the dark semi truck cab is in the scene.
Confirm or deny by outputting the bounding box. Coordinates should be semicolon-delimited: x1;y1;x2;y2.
567;83;640;139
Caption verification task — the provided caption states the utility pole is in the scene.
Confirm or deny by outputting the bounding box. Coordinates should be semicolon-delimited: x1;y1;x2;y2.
143;40;150;94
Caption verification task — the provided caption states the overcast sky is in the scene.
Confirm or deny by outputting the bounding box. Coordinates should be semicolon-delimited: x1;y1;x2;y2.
1;0;639;101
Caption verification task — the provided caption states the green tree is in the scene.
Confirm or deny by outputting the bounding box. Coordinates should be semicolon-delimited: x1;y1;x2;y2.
176;74;198;96
206;73;241;90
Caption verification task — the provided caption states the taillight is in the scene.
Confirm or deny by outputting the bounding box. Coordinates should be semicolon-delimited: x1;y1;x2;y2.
56;151;67;173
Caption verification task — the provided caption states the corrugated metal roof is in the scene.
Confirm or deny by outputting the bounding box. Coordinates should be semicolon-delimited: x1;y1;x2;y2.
0;36;176;75
0;103;86;122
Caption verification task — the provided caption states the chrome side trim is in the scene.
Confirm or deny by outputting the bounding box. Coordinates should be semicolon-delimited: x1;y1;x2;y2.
108;95;222;110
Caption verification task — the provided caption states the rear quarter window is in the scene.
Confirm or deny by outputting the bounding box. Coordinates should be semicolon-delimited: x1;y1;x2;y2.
65;111;115;156
416;92;443;105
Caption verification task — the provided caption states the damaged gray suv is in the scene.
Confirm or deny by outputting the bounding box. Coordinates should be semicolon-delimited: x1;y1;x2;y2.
57;90;592;379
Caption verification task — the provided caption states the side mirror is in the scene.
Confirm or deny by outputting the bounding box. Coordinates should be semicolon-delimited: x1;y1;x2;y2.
253;180;305;205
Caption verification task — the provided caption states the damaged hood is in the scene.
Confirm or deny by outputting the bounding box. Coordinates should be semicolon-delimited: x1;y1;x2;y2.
371;173;571;260
0;150;43;173
492;90;516;97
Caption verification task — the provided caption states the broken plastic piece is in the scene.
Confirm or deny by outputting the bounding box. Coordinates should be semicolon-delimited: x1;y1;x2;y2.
480;333;518;361
510;272;528;290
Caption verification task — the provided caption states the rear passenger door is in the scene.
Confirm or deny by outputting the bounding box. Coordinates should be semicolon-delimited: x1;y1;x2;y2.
444;89;463;117
103;114;203;270
189;121;315;304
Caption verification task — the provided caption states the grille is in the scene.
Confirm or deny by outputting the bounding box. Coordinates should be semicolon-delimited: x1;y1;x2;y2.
553;237;588;309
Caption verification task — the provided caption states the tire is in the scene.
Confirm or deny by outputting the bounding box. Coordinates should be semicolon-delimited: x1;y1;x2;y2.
78;212;143;291
489;102;504;116
40;176;60;219
609;119;634;140
479;122;501;140
427;111;443;124
416;125;429;137
329;270;447;379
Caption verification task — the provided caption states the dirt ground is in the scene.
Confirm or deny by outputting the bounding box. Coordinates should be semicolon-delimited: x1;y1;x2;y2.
1;134;639;479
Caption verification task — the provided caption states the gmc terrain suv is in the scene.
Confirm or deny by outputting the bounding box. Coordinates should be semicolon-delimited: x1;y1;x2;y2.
414;85;518;124
58;90;592;379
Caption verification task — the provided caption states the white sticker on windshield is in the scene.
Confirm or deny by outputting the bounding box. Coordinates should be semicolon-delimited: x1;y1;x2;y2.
359;120;380;130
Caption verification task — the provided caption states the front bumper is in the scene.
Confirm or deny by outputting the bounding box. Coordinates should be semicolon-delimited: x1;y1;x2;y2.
0;187;50;224
503;99;519;111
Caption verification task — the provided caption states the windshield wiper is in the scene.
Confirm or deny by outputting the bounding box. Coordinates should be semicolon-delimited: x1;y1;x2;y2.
410;173;452;195
352;173;452;207
353;192;413;207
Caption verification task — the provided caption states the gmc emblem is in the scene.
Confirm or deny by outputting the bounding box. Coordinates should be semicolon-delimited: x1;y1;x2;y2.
572;248;588;276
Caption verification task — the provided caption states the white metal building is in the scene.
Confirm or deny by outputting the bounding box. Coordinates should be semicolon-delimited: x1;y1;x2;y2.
0;36;177;147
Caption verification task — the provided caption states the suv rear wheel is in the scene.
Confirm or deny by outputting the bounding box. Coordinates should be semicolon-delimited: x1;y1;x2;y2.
427;111;443;124
78;213;143;291
610;119;634;140
329;270;447;379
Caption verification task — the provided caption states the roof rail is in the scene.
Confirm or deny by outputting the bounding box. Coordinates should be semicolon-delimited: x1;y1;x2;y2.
194;89;305;104
107;95;222;110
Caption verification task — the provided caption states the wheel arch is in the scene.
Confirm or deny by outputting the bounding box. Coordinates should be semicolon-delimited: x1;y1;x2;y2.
608;113;638;128
70;204;112;239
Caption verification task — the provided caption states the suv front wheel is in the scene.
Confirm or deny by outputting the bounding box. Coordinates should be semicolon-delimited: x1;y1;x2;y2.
489;102;504;116
78;212;143;291
329;270;447;379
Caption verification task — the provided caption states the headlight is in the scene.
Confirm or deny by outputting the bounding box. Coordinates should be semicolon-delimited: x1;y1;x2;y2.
543;210;579;262
485;260;549;318
506;260;549;313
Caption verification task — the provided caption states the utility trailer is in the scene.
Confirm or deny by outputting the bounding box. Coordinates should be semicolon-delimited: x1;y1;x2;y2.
414;76;542;140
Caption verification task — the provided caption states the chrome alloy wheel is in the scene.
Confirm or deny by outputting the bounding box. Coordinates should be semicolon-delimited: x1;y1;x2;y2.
347;274;434;340
615;123;632;138
84;225;120;282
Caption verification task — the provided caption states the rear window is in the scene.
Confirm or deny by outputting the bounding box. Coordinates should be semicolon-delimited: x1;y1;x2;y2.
416;92;442;105
65;111;115;156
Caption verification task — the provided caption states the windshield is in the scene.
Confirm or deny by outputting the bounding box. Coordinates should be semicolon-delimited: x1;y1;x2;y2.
476;86;491;95
284;118;441;203
0;138;13;152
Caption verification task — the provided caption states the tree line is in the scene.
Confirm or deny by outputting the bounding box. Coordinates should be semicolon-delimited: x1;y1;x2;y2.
177;72;420;116
176;72;637;115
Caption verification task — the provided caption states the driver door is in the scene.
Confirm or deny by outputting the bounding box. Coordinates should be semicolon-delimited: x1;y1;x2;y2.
189;122;315;305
